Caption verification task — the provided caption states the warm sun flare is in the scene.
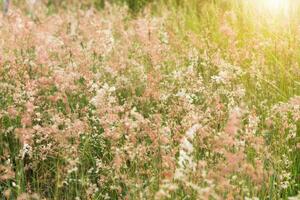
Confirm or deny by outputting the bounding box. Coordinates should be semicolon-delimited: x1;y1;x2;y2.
245;0;290;15
263;0;289;11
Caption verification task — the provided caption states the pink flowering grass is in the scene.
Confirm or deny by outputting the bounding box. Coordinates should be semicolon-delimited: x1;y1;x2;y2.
0;0;299;199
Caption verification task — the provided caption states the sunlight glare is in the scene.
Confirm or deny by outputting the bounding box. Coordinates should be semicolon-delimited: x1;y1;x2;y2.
244;0;291;16
261;0;290;14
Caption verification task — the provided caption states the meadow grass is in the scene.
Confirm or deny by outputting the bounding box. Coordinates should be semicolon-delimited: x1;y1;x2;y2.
0;0;299;199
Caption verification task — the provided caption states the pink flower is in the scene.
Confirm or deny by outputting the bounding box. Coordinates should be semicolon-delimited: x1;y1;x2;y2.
7;106;18;118
36;47;49;65
220;23;236;38
113;154;123;170
15;128;34;144
224;108;241;136
25;102;34;114
21;114;32;127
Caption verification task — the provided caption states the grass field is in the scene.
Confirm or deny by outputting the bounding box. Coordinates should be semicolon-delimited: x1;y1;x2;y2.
0;0;299;199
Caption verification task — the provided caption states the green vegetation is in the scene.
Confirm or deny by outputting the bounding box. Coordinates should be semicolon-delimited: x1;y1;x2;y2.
0;0;299;199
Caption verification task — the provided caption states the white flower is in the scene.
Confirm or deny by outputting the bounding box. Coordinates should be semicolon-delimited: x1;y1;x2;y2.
186;124;201;139
175;124;201;180
21;144;32;159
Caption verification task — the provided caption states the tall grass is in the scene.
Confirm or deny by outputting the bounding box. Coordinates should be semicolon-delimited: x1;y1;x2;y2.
0;0;299;199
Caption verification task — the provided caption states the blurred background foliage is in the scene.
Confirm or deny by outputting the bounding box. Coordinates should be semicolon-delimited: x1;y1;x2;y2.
1;0;156;13
1;0;220;14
